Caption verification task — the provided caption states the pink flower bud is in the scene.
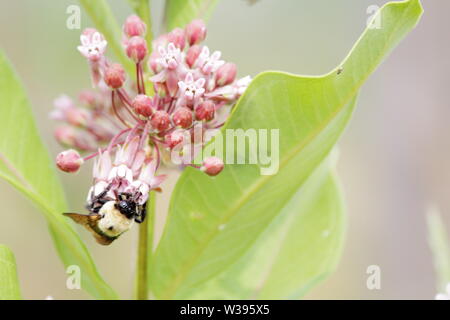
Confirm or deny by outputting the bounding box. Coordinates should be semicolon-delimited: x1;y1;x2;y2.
186;19;207;46
166;130;186;149
201;157;224;176
150;110;171;131
56;149;84;173
123;15;147;37
54;126;74;148
104;63;126;89
195;101;215;121
215;63;237;86
66;108;89;127
172;107;193;128
78;90;96;106
186;45;202;68
126;36;148;63
132;94;153;117
167;28;186;50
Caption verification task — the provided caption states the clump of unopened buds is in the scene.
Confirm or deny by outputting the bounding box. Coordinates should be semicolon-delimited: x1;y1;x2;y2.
50;16;250;244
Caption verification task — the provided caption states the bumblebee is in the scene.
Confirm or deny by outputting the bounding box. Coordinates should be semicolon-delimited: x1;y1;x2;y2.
64;185;146;245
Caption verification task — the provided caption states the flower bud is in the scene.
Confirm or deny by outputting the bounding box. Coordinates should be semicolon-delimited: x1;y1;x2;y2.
126;36;148;63
56;149;84;173
186;19;207;46
166;130;186;149
195;101;215;121
167;28;186;50
54;126;76;147
78;90;96;106
123;15;147;37
66;108;89;127
172;107;193;128
150;110;171;131
215;63;237;86
104;63;126;89
201;157;224;176
132;94;153;117
186;45;202;68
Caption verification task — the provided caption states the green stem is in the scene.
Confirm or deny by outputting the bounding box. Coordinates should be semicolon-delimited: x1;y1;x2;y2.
135;191;156;300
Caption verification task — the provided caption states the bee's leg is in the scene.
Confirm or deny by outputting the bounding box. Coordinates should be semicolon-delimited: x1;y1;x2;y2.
90;183;113;203
134;204;146;223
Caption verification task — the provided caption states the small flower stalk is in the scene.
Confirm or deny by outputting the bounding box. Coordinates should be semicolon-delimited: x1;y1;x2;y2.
51;16;251;244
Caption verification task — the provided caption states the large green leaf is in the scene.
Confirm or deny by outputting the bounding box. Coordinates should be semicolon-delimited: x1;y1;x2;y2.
179;151;347;299
79;0;134;74
427;207;450;292
151;0;423;299
0;52;118;300
164;0;219;30
0;245;21;300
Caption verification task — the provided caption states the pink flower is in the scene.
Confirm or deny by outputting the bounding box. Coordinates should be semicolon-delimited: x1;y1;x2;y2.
49;95;75;121
178;72;205;104
196;46;224;74
123;15;147;38
156;43;183;70
186;19;207;46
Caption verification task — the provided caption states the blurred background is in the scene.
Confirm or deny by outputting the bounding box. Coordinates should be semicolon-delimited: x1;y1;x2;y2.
0;0;448;299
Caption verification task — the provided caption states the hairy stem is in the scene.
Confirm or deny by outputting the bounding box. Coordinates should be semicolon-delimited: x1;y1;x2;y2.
135;191;156;300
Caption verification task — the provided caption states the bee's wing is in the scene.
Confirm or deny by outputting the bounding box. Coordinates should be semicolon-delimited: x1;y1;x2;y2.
63;212;115;246
63;212;100;226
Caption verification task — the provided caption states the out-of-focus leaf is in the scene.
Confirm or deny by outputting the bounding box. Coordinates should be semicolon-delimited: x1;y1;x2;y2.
79;0;134;73
151;0;423;299
427;206;450;292
0;245;21;300
164;0;219;30
0;51;118;300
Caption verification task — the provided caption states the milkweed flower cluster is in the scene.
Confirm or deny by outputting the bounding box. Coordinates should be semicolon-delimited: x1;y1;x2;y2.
51;15;250;235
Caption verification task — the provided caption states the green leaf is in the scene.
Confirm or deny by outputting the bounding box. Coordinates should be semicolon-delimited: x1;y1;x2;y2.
79;0;134;74
164;0;219;30
0;245;21;300
427;206;450;292
0;51;118;300
151;0;423;299
176;151;347;299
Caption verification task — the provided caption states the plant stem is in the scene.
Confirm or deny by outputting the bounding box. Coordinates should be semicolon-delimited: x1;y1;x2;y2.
135;191;156;300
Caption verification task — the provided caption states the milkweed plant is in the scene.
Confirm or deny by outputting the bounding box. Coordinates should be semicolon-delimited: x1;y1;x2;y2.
0;0;448;300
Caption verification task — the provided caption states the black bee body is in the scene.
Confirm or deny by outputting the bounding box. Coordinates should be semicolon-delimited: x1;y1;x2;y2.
86;185;147;223
114;192;147;223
